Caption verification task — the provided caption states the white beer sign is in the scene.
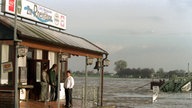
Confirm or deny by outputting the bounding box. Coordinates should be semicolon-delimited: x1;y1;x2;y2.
1;0;66;30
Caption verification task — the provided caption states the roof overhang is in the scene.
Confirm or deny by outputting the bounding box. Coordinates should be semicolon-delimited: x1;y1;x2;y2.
0;15;108;58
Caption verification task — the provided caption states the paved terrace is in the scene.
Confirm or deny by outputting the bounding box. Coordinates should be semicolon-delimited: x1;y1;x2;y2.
20;99;82;108
20;99;115;108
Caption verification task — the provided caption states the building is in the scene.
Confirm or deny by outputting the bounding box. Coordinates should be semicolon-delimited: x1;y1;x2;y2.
0;0;108;107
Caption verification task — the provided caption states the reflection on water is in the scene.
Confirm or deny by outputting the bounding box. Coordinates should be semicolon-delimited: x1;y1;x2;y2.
74;77;192;108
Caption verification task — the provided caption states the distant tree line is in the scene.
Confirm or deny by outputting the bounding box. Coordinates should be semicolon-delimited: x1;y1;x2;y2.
114;60;187;78
116;68;155;78
72;70;112;77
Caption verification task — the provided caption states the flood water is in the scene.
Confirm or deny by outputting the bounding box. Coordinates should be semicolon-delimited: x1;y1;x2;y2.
74;77;192;108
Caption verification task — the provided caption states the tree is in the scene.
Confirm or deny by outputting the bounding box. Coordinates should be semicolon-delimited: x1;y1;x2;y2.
156;68;165;78
114;60;127;73
140;68;155;78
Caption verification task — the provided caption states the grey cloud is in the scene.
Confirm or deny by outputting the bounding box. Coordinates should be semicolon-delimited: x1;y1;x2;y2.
169;0;192;6
168;0;192;12
110;42;192;71
145;16;164;22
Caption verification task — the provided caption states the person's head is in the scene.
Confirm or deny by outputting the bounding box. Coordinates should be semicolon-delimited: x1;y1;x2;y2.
51;64;57;70
43;64;48;71
66;70;71;77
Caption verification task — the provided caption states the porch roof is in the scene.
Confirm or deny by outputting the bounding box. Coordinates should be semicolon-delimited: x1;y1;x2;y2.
0;15;108;56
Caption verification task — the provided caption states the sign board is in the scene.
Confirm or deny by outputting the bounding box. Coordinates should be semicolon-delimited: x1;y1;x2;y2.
1;62;13;73
19;67;27;83
1;0;66;29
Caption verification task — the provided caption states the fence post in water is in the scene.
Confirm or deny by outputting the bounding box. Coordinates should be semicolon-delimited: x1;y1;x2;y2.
93;87;95;105
82;86;85;108
84;77;87;108
97;86;99;106
93;87;97;106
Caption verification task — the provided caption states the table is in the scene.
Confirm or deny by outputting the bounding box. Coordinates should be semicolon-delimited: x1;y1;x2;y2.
18;85;34;101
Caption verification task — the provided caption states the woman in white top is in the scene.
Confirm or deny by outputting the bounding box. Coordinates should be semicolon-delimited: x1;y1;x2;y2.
39;65;49;101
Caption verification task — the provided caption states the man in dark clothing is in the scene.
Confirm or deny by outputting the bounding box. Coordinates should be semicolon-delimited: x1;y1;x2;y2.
49;64;57;101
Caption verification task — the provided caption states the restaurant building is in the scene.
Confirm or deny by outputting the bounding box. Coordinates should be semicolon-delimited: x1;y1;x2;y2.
0;0;108;107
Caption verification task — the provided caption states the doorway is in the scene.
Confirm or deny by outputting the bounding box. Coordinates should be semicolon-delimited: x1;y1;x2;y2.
27;59;49;100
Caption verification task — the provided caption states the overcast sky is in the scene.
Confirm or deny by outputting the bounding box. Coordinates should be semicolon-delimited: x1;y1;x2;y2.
30;0;192;73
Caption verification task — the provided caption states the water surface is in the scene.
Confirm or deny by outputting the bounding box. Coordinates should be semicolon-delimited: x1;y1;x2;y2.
74;77;192;108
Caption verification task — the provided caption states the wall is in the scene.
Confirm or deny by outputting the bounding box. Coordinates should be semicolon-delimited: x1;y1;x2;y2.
0;91;14;108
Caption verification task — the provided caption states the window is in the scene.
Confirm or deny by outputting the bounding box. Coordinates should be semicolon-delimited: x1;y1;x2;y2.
0;44;14;87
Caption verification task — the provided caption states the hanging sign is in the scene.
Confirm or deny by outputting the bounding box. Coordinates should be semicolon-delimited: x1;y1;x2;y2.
1;0;66;30
1;62;13;73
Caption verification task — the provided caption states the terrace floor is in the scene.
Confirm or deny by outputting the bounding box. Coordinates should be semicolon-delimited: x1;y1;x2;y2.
20;99;82;108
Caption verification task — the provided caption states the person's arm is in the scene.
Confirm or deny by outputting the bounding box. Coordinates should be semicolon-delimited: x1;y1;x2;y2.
70;77;74;88
50;70;54;85
42;71;46;82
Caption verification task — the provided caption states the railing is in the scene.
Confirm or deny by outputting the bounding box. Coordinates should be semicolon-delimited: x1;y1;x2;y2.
73;86;99;108
0;90;15;92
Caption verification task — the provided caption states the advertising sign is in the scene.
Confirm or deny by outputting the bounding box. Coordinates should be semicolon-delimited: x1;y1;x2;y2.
1;62;13;73
1;0;66;29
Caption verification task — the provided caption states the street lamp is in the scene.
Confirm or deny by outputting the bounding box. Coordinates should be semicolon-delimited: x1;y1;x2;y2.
94;58;110;70
103;58;110;67
17;46;28;58
60;53;69;62
87;57;93;65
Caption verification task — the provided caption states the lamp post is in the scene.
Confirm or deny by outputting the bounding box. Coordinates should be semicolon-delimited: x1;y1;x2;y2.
84;57;93;108
58;53;69;108
14;0;19;108
94;58;101;106
94;55;110;107
100;55;110;106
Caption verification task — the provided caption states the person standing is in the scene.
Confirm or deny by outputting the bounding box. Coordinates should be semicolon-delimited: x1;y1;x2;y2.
64;70;74;107
39;65;49;101
49;64;57;101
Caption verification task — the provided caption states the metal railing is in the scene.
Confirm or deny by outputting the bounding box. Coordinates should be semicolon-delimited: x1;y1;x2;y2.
73;86;99;108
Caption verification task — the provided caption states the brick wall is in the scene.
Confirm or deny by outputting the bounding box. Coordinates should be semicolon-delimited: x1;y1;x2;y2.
0;91;14;108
